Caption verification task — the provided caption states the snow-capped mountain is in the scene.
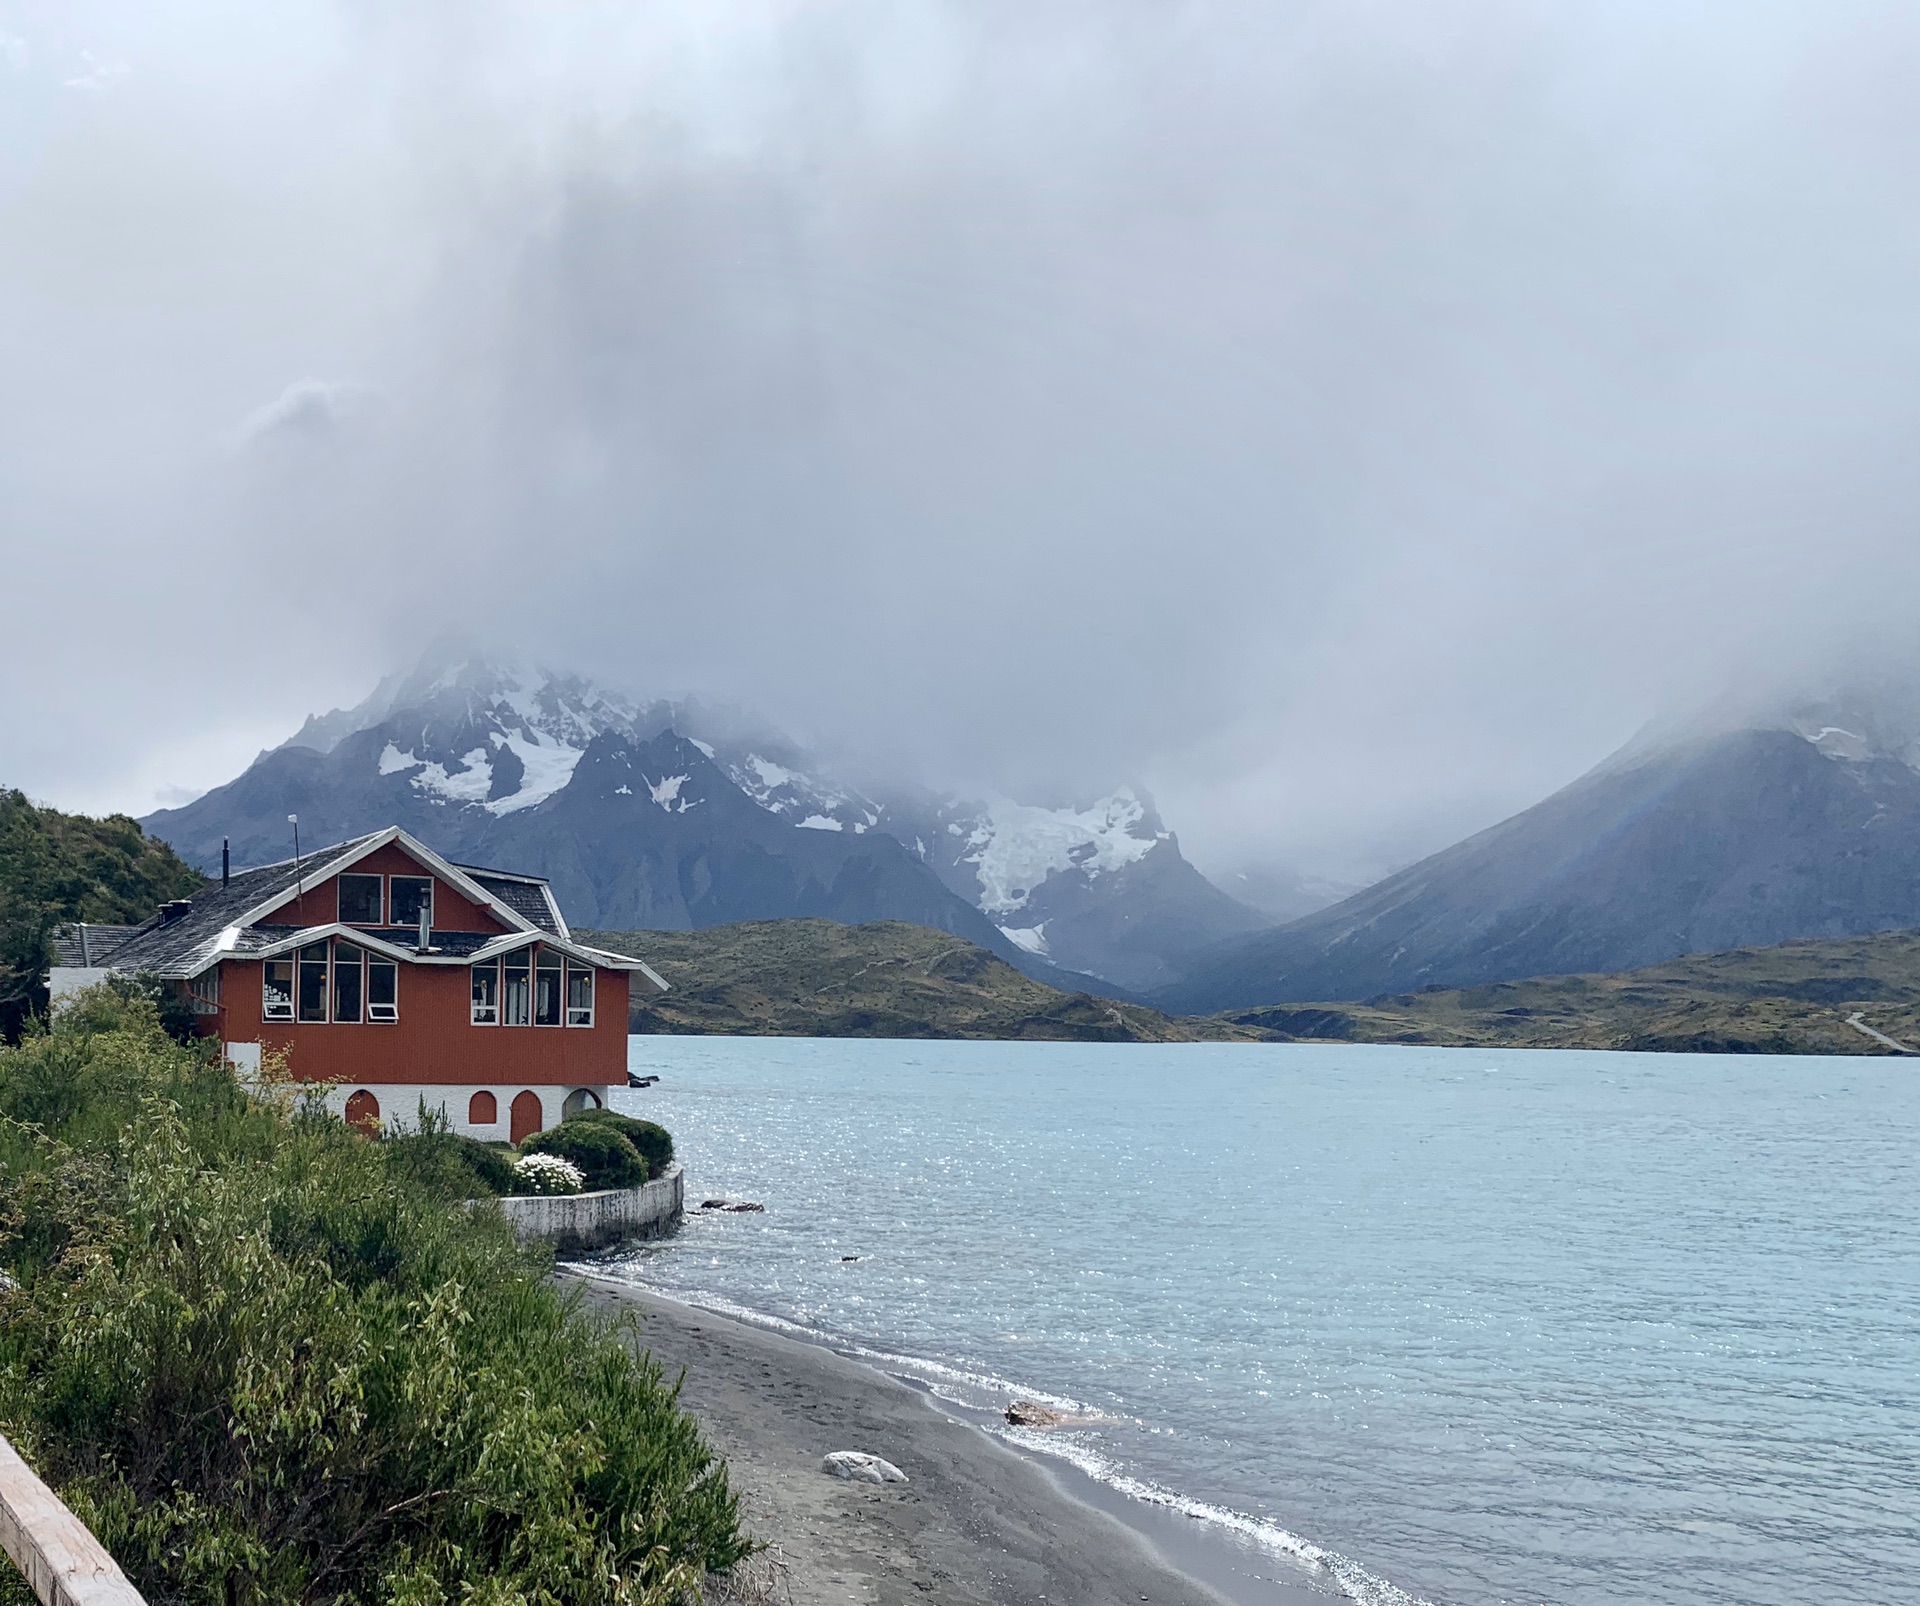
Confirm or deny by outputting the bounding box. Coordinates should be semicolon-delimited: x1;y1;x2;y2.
140;650;1266;991
875;787;1266;990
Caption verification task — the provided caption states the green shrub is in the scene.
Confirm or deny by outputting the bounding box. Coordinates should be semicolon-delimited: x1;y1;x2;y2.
0;990;748;1603
383;1108;516;1199
519;1120;646;1191
568;1106;675;1173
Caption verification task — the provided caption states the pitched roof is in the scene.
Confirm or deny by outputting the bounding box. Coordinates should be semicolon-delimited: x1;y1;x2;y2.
50;923;144;968
456;866;568;937
99;832;386;977
75;827;665;988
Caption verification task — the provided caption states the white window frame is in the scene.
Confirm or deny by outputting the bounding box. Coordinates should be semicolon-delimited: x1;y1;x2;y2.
367;955;399;1024
565;961;594;1028
336;873;385;926
188;968;221;1016
502;952;531;1027
534;949;564;1028
297;942;330;1024
390;875;435;930
262;959;294;1022
331;940;365;1024
471;959;500;1026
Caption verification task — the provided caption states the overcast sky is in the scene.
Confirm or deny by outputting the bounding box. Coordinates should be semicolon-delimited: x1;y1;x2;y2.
4;0;1918;884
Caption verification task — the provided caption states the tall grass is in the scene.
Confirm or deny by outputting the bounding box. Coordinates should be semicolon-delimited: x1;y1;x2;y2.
0;990;747;1605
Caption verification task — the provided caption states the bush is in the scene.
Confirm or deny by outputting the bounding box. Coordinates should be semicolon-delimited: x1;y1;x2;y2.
512;1151;586;1196
568;1107;675;1174
384;1108;517;1199
519;1120;646;1191
0;989;748;1603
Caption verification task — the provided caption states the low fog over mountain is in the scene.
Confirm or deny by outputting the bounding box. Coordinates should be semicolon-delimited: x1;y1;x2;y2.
6;2;1919;900
145;652;1263;993
1160;686;1920;1012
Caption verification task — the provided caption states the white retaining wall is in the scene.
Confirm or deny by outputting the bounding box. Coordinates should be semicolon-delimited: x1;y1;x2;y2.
488;1163;684;1252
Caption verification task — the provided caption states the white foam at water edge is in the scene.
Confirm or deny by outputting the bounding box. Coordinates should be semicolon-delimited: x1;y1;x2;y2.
1001;1427;1433;1606
571;1270;1094;1415
570;1270;1429;1606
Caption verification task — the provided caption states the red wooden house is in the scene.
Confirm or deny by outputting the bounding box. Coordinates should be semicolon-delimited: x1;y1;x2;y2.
51;827;664;1143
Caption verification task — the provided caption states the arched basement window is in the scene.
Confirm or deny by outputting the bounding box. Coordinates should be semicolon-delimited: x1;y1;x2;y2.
344;1088;380;1135
468;1090;498;1125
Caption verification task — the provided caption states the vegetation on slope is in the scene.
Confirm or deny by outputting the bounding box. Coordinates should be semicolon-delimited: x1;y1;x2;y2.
0;990;747;1603
582;919;1257;1042
1222;929;1920;1054
0;789;204;1039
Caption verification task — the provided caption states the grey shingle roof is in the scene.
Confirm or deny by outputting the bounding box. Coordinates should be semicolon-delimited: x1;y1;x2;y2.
458;869;564;936
79;831;589;979
51;924;144;967
101;834;385;977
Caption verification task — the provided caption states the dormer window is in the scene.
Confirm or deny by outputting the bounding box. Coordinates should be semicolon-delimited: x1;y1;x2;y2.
338;874;383;925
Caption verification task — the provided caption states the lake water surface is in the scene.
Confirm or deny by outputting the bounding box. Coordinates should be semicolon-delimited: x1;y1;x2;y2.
600;1038;1919;1606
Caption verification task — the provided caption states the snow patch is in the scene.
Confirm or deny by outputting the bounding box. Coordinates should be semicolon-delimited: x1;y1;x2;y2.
378;743;421;776
486;730;587;815
647;773;692;809
797;815;843;831
965;790;1157;917
690;738;716;758
411;748;494;805
748;755;794;790
614;784;633;796
999;923;1050;956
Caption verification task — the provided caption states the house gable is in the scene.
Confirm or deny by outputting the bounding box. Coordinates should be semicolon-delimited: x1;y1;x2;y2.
275;841;514;936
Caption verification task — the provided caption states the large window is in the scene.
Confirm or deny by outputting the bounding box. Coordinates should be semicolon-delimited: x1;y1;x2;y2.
565;961;594;1027
263;960;294;1021
534;950;564;1026
337;874;383;924
471;960;500;1025
332;942;365;1023
368;956;398;1023
188;969;221;1016
297;942;329;1023
503;952;531;1026
390;876;434;930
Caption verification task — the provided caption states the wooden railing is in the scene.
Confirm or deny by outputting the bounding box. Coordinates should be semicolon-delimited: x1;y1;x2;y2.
0;1435;145;1606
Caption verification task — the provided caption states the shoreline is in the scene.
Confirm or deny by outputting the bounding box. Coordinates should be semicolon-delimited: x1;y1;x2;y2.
568;1273;1332;1606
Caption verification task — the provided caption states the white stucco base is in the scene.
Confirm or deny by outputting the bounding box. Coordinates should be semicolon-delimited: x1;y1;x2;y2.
309;1081;618;1139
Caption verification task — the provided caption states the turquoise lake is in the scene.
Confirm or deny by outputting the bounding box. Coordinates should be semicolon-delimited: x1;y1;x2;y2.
601;1038;1920;1606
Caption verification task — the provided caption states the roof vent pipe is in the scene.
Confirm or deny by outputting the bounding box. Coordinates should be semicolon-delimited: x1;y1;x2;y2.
222;839;230;889
417;898;431;955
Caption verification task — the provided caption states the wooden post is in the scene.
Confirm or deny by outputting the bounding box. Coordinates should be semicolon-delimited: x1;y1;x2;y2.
0;1434;146;1606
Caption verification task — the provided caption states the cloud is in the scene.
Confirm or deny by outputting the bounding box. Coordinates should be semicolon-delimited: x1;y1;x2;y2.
225;378;376;448
2;1;1918;882
62;51;130;91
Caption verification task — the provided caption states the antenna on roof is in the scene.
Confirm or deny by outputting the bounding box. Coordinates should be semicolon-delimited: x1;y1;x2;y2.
288;814;302;911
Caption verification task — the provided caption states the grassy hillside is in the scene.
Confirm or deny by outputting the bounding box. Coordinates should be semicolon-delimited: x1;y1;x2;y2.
1222;929;1920;1054
0;788;205;1037
580;919;1257;1042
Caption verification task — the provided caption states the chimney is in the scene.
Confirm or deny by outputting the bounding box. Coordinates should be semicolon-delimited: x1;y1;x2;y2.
417;897;431;954
221;839;230;889
159;900;193;927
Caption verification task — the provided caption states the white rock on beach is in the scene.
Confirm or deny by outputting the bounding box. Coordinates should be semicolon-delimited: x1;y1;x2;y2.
822;1451;908;1484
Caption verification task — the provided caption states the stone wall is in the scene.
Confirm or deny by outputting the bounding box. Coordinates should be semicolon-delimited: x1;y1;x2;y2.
487;1162;683;1252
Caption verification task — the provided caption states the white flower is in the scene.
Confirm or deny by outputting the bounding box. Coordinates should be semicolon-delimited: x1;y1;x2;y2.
511;1152;585;1196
